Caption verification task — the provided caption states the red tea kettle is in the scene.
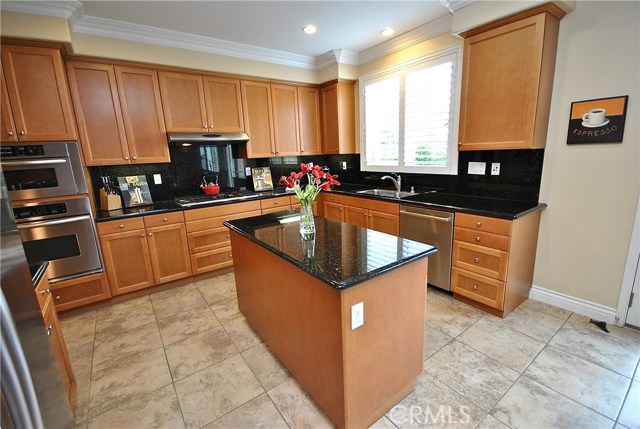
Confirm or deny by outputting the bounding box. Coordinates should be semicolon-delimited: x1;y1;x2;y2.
200;175;220;195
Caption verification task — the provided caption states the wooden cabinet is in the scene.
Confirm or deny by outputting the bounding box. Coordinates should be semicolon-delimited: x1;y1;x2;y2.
458;4;565;150
451;211;542;317
184;201;262;274
1;45;76;142
261;195;293;214
49;272;111;312
98;212;191;295
159;71;244;133
67;62;169;165
35;270;76;410
321;81;356;154
240;80;275;157
297;86;322;155
320;193;345;222
343;195;399;236
271;84;300;156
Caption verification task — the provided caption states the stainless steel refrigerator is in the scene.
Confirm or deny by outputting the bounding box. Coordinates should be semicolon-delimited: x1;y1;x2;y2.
0;170;74;428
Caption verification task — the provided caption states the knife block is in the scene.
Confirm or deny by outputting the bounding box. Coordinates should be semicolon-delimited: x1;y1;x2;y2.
100;188;123;211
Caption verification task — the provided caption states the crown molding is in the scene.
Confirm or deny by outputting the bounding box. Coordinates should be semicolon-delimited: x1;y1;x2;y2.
438;0;476;13
358;14;453;66
0;0;80;18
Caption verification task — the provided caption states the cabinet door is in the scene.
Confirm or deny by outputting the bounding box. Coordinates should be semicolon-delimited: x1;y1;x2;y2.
146;223;192;284
368;210;399;236
1;63;17;142
100;229;155;295
321;82;356;154
271;83;300;156
297;86;322;155
344;205;368;229
321;83;340;154
67;62;130;165
323;201;344;222
42;297;76;408
115;66;169;164
458;13;552;150
159;71;207;132
204;76;244;132
241;80;275;157
1;45;77;141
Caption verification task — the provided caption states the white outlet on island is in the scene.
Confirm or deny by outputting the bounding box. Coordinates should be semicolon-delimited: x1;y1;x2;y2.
351;302;364;330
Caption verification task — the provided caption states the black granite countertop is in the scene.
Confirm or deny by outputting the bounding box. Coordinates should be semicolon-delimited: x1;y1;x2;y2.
30;260;48;287
224;210;437;290
95;184;545;222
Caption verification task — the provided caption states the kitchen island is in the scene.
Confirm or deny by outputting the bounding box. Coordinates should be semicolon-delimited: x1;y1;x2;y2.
225;211;436;429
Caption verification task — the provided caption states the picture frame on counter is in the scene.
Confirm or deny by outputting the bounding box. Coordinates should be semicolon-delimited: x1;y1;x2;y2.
118;175;153;208
566;95;628;144
251;167;274;191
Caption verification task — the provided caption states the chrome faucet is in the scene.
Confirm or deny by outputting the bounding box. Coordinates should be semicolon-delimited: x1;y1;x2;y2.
381;173;401;192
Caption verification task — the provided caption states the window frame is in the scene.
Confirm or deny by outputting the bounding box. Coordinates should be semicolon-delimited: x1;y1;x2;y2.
359;45;462;175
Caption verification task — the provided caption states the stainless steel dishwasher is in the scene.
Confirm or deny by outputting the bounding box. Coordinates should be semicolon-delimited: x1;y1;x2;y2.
399;205;454;290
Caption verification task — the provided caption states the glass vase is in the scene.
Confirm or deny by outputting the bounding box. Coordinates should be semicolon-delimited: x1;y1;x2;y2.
299;203;315;240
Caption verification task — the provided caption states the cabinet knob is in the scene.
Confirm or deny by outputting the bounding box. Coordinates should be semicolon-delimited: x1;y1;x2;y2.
458;142;462;147
228;254;233;259
301;149;305;153
132;156;137;160
7;131;14;136
40;288;51;295
476;221;482;227
119;224;125;229
274;201;279;205
472;284;478;290
46;324;53;336
226;234;230;238
163;217;168;222
124;156;130;160
475;236;480;242
147;233;152;237
203;125;208;129
140;233;145;238
55;295;61;301
19;131;26;136
474;257;480;263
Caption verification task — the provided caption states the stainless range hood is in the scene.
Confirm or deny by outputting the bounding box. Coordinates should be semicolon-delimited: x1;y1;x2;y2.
168;132;250;145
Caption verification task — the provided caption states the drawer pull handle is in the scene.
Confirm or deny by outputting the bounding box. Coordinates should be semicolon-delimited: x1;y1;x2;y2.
148;233;152;237
163;217;168;222
41;288;51;295
476;221;482;227
46;324;53;336
140;234;146;238
55;295;61;301
119;224;125;229
274;201;278;205
475;236;480;242
474;257;480;263
228;254;233;259
472;284;478;290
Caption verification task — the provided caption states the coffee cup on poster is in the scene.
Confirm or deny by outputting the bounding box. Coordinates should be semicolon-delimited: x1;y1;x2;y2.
582;108;607;126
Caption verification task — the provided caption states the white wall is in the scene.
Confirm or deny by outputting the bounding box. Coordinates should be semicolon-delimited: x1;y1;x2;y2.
533;0;640;309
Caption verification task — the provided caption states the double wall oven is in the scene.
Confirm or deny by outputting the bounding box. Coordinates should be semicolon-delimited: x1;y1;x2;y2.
1;142;103;282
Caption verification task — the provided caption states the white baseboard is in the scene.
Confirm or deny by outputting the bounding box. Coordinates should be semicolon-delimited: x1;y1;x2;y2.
529;285;618;324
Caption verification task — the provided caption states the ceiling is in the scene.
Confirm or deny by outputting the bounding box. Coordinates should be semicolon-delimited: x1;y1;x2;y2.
1;1;471;68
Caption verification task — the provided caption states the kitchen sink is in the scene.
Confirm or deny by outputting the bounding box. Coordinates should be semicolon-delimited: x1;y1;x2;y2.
356;189;418;198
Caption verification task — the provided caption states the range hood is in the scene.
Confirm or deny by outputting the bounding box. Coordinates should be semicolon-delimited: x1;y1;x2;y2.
168;132;250;145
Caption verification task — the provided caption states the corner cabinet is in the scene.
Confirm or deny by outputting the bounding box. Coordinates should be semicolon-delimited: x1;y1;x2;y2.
457;4;565;151
67;62;169;165
451;211;542;317
1;45;77;142
321;80;356;154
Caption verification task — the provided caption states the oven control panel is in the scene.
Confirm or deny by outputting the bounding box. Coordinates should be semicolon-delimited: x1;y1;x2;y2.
1;145;45;157
14;203;68;220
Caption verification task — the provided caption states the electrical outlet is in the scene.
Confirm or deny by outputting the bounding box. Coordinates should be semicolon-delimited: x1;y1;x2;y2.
153;174;162;185
342;161;347;170
491;163;500;175
245;167;252;176
351;302;364;330
468;162;486;175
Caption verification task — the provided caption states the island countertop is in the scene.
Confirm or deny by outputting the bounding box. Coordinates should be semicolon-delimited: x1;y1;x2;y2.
224;210;437;290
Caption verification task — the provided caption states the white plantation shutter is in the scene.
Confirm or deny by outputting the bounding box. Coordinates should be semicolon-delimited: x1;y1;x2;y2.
361;48;459;175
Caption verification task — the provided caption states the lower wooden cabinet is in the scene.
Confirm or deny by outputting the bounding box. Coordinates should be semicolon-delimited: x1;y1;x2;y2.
35;270;76;410
97;212;191;295
49;272;111;311
343;195;399;236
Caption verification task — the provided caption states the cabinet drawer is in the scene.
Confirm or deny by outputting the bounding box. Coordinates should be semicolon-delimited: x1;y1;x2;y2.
183;200;261;221
260;196;291;210
453;241;508;280
455;213;512;236
191;247;234;274
454;227;511;251
322;193;343;204
186;210;262;232
262;206;293;215
343;195;399;215
187;227;230;254
50;272;111;312
451;267;505;310
143;211;184;228
97;217;144;235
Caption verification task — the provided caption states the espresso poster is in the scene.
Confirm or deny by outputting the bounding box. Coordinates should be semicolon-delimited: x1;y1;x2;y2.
566;96;628;144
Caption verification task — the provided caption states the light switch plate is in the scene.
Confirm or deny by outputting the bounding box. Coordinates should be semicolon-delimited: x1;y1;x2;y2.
491;163;500;175
468;162;486;175
351;302;364;330
245;167;252;176
153;174;162;185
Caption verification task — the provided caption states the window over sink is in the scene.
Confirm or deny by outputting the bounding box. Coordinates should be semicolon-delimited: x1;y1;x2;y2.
360;46;461;175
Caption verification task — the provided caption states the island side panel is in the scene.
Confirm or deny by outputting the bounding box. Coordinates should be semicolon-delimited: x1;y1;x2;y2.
340;260;427;428
229;231;346;426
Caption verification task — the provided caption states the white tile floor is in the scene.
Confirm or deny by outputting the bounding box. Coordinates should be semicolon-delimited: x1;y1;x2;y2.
60;273;640;429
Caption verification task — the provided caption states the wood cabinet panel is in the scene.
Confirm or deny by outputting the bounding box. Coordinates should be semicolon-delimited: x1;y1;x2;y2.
368;210;399;236
321;81;356;154
146;223;192;284
203;76;244;132
143;211;184;228
185;210;262;233
191;246;234;274
260;196;291;211
1;64;18;141
96;217;145;235
241;80;275;157
49;272;111;312
1;45;77;141
183;200;261;222
323;201;345;222
271;83;300;155
99;229;155;295
453;241;508;280
297;86;322;155
344;205;368;229
187;227;230;254
342;195;399;215
159;71;207;132
455;213;512;236
451;267;505;310
454;226;511;251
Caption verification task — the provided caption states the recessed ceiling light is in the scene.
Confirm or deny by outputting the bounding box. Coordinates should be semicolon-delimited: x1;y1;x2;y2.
303;25;317;35
381;28;395;37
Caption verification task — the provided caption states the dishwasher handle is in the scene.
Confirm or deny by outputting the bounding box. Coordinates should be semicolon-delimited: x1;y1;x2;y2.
399;210;453;223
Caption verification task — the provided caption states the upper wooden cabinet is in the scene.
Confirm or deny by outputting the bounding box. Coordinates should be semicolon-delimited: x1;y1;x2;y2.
159;71;244;133
297;86;322;155
1;45;77;142
457;4;565;151
321;81;356;154
67;62;169;165
271;83;300;156
240;80;275;157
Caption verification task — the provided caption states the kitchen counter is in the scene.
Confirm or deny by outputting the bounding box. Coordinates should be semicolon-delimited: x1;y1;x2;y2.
224;210;436;289
226;211;434;428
